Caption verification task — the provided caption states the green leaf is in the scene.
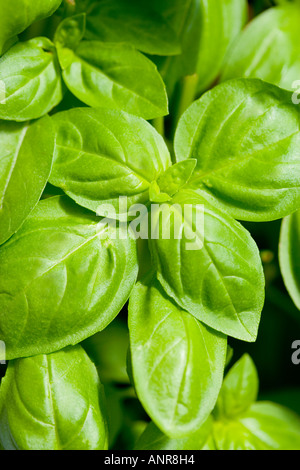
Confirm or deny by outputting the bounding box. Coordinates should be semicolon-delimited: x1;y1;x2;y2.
85;0;181;56
238;402;300;450
129;276;227;437
213;402;300;450
57;40;168;120
0;345;108;450
54;13;86;50
221;4;300;92
149;189;265;341
279;210;300;309
135;417;213;450
0;0;63;55
0;37;64;121
215;354;259;419
212;354;300;450
49;107;171;218
194;0;248;94
0;195;138;360
154;0;247;97
175;78;300;222
0;116;54;245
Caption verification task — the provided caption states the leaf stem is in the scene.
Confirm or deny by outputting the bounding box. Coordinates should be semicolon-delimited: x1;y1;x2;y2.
171;73;199;136
151;116;165;137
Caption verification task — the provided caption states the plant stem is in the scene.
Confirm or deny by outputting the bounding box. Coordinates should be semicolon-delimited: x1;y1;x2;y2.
171;73;199;137
151;116;165;137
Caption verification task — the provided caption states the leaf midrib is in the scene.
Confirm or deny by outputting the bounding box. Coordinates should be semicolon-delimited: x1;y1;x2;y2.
188;129;300;186
55;143;153;187
67;49;166;113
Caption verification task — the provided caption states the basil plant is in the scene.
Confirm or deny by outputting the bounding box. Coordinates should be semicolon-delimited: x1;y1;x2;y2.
0;0;300;451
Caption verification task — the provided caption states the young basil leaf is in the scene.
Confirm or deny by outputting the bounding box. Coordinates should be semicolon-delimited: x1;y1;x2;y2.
156;160;197;198
85;0;181;56
214;354;259;419
54;13;86;50
149;181;172;204
221;4;300;92
0;195;138;360
135;417;213;451
49;107;171;218
0;0;63;56
0;345;108;450
149;189;265;341
279;210;300;309
213;402;300;450
149;160;197;203
175;78;300;222
211;354;300;450
0;38;64;121
129;276;227;438
0;116;54;246
57;41;168;120
154;0;247;97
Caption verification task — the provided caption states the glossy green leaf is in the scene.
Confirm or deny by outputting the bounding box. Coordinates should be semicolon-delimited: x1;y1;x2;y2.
0;116;54;245
135;417;213;451
221;4;300;92
0;345;108;450
0;0;63;55
85;0;181;56
149;160;197;203
0;37;64;121
129;276;227;437
0;195;138;360
154;0;247;97
57;40;168;120
49;107;171;218
194;0;248;94
175;78;300;222
149;189;265;341
214;354;259;419
279;210;300;309
213;402;300;450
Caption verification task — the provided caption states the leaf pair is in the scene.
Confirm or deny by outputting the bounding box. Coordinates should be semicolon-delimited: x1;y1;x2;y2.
47;77;300;346
136;355;300;450
0;10;172;122
49;78;300;224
